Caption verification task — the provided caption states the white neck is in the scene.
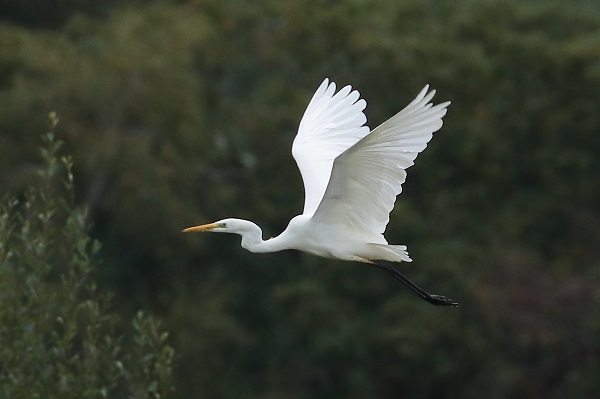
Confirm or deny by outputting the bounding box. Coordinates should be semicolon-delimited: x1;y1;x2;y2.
230;219;290;253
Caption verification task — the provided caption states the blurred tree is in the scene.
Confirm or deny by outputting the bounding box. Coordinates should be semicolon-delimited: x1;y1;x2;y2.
0;115;174;398
0;0;119;28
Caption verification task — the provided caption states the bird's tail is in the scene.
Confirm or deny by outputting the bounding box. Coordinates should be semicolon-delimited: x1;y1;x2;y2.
368;243;413;263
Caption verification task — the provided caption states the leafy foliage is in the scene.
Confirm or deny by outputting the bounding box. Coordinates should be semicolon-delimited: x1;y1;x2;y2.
1;1;600;398
0;114;174;398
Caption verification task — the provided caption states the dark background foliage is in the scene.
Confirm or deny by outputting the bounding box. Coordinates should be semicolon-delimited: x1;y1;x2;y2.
1;0;599;398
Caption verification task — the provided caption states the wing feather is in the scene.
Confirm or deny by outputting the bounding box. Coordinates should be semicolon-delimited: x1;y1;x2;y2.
312;86;450;242
292;79;370;216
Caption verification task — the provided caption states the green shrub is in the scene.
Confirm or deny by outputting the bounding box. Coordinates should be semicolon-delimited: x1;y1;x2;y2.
0;112;174;398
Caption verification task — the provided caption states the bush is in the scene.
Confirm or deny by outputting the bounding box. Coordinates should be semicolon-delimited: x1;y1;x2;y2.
0;112;174;398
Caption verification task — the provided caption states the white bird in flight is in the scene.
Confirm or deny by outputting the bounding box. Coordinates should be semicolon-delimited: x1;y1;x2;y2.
184;78;457;306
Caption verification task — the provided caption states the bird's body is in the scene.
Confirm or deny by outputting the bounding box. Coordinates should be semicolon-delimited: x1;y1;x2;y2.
184;78;457;306
227;215;407;263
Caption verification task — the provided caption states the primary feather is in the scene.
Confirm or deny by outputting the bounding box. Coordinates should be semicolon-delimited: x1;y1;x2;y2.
292;78;370;216
311;83;450;244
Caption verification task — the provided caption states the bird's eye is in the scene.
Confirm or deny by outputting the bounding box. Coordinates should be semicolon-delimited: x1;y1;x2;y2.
221;222;227;228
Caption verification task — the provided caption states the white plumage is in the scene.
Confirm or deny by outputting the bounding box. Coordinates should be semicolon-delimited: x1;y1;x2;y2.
184;78;457;306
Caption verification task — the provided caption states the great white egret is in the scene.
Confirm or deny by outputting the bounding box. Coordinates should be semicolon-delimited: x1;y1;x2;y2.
184;78;457;306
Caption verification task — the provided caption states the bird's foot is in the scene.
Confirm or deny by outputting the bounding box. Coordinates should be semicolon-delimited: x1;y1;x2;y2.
426;294;458;307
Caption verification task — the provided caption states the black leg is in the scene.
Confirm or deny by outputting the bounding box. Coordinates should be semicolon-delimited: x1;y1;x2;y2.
372;261;458;307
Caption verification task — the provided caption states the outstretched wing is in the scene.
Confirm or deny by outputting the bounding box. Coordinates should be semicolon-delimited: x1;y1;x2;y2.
312;85;450;241
292;78;370;217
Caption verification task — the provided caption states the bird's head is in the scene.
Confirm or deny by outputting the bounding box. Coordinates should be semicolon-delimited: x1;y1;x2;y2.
182;218;259;235
182;218;232;233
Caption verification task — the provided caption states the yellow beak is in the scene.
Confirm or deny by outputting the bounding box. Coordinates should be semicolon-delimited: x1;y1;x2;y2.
182;223;220;233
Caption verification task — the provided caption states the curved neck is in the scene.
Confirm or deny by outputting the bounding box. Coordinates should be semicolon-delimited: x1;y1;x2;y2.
234;220;289;253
